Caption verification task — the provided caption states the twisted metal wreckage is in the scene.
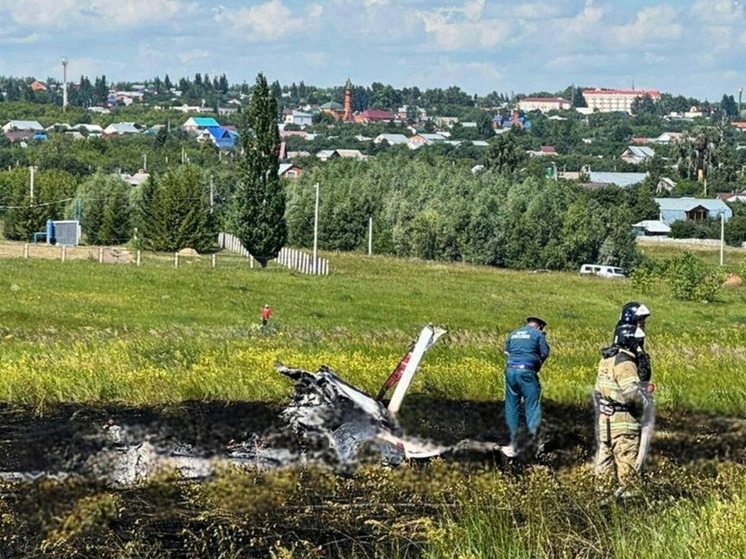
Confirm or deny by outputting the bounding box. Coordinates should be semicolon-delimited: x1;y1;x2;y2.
0;325;485;486
0;324;655;486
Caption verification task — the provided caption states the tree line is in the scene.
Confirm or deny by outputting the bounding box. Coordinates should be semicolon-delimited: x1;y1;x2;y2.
283;156;660;271
0;74;287;267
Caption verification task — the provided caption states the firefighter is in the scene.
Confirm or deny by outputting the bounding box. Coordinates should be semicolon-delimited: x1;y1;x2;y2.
593;318;653;499
500;316;550;458
616;301;652;382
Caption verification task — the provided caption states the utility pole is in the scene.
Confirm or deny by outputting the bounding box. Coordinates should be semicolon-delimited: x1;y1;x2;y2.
29;166;35;203
143;153;147;172
368;216;373;256
739;88;743;115
720;211;725;267
313;183;319;274
61;57;68;113
209;174;214;214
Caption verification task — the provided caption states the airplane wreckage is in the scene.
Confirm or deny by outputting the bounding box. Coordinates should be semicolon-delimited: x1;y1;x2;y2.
0;325;498;486
0;324;655;486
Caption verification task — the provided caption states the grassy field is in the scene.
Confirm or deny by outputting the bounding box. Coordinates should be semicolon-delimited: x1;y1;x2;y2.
1;240;745;412
0;240;746;557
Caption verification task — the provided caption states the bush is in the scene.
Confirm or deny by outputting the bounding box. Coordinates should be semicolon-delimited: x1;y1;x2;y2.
665;251;725;302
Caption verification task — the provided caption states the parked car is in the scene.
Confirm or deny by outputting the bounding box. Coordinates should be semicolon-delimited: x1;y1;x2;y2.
579;264;627;278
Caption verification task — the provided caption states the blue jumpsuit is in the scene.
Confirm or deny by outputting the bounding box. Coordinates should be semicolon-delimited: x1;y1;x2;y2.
503;324;550;447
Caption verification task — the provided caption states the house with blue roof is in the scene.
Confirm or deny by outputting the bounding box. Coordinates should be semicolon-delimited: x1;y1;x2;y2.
621;145;655;165
587;171;649;188
655;197;733;226
197;126;238;149
183;116;221;134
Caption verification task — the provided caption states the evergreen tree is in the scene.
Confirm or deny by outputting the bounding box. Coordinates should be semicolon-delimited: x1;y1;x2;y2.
133;176;161;249
71;174;129;245
229;73;287;267
97;181;132;245
148;165;215;252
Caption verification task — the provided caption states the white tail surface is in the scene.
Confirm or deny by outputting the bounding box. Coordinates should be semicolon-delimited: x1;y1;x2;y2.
387;324;447;416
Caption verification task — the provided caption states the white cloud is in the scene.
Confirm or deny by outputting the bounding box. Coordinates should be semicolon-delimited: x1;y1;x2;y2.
551;53;609;68
510;2;563;21
416;0;513;50
213;0;322;40
0;33;48;45
302;51;330;67
419;57;502;90
691;0;744;24
612;5;682;45
0;0;192;29
177;49;211;64
559;0;605;35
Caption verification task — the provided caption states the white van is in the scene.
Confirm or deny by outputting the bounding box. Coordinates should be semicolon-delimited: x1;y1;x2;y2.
579;264;627;278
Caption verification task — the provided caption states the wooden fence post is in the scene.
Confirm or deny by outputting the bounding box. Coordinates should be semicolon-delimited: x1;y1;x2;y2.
23;244;29;259
211;254;216;268
98;247;104;263
61;246;66;262
174;253;179;268
136;250;141;266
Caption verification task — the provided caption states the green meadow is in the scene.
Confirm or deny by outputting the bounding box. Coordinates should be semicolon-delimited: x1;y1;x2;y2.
1;242;746;558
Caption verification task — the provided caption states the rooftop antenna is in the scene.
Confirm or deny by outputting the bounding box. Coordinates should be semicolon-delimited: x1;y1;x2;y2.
61;56;68;113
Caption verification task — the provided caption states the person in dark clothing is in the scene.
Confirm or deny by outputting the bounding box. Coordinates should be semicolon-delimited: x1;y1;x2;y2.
501;316;551;457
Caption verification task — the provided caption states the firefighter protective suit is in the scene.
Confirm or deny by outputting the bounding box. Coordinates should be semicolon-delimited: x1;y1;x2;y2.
593;346;649;492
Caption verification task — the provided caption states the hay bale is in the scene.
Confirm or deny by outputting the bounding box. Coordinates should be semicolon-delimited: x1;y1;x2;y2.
723;273;743;287
177;248;200;257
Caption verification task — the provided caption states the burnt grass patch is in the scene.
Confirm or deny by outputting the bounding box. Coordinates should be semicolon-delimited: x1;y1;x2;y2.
1;399;746;557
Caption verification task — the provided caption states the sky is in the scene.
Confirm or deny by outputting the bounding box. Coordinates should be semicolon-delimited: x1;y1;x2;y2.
0;0;744;100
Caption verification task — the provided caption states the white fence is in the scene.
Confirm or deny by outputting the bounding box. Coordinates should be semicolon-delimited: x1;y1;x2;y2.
218;233;329;275
218;232;255;268
277;246;329;275
636;237;743;248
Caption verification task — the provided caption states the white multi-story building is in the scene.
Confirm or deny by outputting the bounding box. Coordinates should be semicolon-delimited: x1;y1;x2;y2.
518;97;572;113
582;88;661;113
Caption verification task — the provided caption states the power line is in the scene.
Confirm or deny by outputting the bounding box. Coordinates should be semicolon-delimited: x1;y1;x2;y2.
0;198;75;210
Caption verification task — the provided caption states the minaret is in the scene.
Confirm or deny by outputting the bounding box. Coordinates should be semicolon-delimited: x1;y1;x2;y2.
343;79;353;121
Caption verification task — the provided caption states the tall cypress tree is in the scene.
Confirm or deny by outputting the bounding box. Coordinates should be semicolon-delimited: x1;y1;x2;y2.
229;72;287;267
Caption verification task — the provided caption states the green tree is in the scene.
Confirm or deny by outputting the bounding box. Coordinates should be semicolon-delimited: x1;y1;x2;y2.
561;199;605;267
3;169;77;241
132;176;161;249
631;94;657;116
97;180;132;245
148;165;216;252
69;173;130;245
229;73;287;267
720;94;738;119
484;133;525;175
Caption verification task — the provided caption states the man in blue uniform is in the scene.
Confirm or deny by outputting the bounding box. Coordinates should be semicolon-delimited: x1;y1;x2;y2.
501;316;551;457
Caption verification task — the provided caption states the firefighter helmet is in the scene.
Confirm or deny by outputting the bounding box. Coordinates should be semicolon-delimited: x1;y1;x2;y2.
612;322;645;353
619;302;650;325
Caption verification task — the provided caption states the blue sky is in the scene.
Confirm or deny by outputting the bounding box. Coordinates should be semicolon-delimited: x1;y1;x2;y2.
0;0;744;100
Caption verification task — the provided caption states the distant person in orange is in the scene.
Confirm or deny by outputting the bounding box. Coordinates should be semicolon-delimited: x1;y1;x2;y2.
261;304;273;326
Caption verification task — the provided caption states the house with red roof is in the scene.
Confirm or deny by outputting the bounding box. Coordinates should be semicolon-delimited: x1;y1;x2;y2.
582;88;661;113
354;109;396;124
